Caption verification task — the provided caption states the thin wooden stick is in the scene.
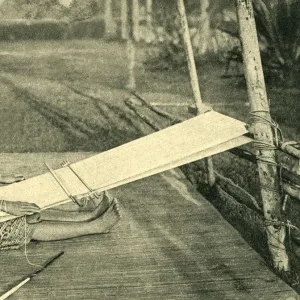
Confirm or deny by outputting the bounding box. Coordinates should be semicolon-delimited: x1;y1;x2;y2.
0;278;30;300
0;252;64;300
44;162;81;207
235;0;289;271
177;0;215;186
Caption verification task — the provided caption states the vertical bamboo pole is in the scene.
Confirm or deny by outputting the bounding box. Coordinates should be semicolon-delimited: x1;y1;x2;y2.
177;0;215;187
132;0;140;42
126;0;136;91
121;0;129;40
235;0;289;271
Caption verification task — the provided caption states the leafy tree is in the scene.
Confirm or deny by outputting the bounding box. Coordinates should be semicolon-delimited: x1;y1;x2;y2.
252;0;300;87
66;0;102;21
0;0;102;20
0;0;66;19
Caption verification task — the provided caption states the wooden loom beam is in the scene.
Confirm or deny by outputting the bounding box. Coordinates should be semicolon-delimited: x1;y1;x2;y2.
0;112;250;223
176;0;215;187
235;0;289;271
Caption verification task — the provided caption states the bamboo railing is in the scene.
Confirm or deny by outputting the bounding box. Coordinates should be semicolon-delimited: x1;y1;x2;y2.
235;0;289;271
122;0;296;273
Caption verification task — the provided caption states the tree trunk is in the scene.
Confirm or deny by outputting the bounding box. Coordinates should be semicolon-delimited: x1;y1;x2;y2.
145;0;153;43
235;0;289;272
121;0;128;39
198;0;211;55
104;0;116;39
146;0;152;26
126;38;136;91
132;0;140;42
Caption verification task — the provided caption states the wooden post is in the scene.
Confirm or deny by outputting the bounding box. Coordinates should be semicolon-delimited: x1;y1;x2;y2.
177;0;215;186
132;0;140;42
104;0;115;39
145;0;153;43
121;0;129;40
235;0;289;271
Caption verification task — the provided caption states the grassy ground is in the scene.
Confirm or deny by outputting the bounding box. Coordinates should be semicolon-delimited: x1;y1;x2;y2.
0;39;298;154
0;40;147;152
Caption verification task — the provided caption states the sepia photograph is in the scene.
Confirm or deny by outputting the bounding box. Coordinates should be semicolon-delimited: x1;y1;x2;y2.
0;0;299;299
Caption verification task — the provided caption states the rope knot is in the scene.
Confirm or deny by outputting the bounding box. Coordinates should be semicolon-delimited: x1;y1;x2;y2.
248;110;284;153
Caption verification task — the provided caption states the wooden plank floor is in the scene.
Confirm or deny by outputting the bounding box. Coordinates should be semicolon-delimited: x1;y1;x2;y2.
0;153;298;300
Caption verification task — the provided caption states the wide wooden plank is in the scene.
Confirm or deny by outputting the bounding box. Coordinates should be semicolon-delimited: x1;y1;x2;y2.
0;112;251;221
91;135;251;192
0;153;298;300
72;111;249;189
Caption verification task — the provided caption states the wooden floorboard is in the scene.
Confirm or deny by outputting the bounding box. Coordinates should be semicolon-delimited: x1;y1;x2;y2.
0;153;298;300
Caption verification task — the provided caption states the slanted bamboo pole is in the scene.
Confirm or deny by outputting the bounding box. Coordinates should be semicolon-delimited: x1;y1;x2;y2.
177;0;215;186
177;0;202;110
235;0;289;271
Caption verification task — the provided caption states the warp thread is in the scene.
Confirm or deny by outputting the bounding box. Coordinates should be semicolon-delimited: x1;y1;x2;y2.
1;200;38;265
24;216;42;268
249;111;283;188
249;110;284;167
249;110;284;151
0;197;42;266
